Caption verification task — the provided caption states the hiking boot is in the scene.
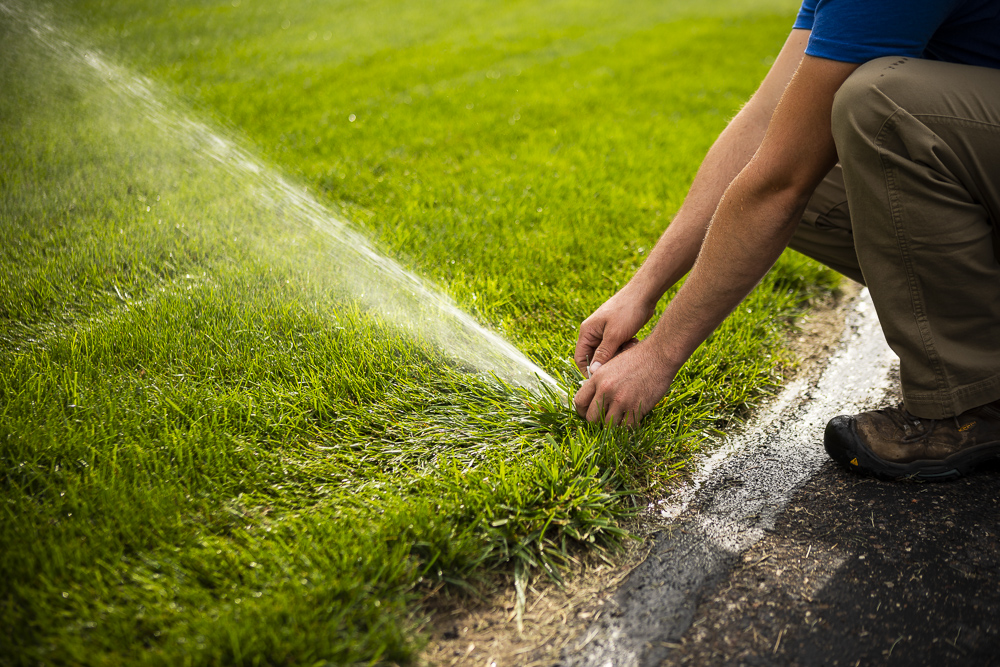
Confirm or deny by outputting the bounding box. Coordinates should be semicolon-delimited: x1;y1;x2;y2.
824;401;1000;480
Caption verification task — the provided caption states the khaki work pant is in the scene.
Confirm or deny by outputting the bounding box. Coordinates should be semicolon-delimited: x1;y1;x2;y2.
790;56;1000;419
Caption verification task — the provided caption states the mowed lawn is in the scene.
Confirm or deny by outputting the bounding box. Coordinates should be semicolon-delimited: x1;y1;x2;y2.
0;0;835;664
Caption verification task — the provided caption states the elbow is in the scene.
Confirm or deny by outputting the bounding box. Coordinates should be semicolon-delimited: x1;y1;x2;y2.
742;155;824;214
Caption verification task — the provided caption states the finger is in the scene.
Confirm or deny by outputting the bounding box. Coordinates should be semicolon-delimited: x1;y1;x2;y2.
605;398;630;426
574;320;605;374
586;386;614;424
604;404;625;426
573;380;596;418
591;328;629;369
586;395;603;423
624;404;642;428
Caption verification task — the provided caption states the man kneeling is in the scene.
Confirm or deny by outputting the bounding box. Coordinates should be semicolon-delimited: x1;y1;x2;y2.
573;0;1000;480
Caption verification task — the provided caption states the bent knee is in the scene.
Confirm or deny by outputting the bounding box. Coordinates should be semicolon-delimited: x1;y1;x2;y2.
832;56;916;149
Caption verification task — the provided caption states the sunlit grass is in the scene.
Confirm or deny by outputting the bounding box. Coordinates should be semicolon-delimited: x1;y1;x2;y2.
1;0;835;663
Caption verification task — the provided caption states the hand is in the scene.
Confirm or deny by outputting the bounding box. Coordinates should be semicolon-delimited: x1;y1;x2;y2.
573;337;676;426
574;288;657;378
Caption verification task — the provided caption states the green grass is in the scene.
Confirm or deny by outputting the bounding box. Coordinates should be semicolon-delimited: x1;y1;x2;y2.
1;0;836;664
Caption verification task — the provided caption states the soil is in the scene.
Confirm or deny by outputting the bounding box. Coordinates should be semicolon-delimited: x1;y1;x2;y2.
786;283;860;376
418;546;647;667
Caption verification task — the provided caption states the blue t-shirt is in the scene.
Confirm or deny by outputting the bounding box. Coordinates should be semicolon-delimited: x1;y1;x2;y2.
793;0;1000;69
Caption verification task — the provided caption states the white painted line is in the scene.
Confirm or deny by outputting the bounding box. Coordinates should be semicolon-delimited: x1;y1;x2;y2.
570;288;899;667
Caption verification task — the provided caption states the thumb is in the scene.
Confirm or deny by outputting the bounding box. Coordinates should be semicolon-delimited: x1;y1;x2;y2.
590;340;618;373
592;333;641;373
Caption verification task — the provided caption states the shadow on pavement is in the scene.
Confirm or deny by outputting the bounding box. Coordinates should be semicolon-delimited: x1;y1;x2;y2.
667;460;1000;666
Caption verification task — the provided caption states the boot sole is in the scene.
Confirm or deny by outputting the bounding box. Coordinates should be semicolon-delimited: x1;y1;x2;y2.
824;415;1000;481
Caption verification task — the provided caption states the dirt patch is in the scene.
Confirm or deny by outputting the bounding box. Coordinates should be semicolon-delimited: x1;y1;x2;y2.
418;547;643;667
419;284;862;666
787;281;861;375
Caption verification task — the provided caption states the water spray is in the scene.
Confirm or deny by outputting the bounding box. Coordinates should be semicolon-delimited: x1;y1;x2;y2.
1;0;563;397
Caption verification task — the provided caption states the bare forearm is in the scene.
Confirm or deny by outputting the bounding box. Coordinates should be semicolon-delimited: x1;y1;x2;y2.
625;29;810;308
647;177;807;370
626;111;775;304
646;56;856;373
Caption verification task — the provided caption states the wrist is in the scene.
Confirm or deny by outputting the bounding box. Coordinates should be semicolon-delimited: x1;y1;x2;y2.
645;310;695;375
619;273;663;312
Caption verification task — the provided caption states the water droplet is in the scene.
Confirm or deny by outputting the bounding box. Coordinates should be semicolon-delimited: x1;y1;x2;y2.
348;114;356;122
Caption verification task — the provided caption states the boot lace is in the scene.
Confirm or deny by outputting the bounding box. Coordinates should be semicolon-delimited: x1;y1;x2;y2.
875;403;961;444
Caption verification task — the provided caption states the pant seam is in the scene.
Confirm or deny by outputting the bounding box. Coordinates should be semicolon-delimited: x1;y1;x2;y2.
905;374;1000;402
911;114;1000;132
873;109;951;412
